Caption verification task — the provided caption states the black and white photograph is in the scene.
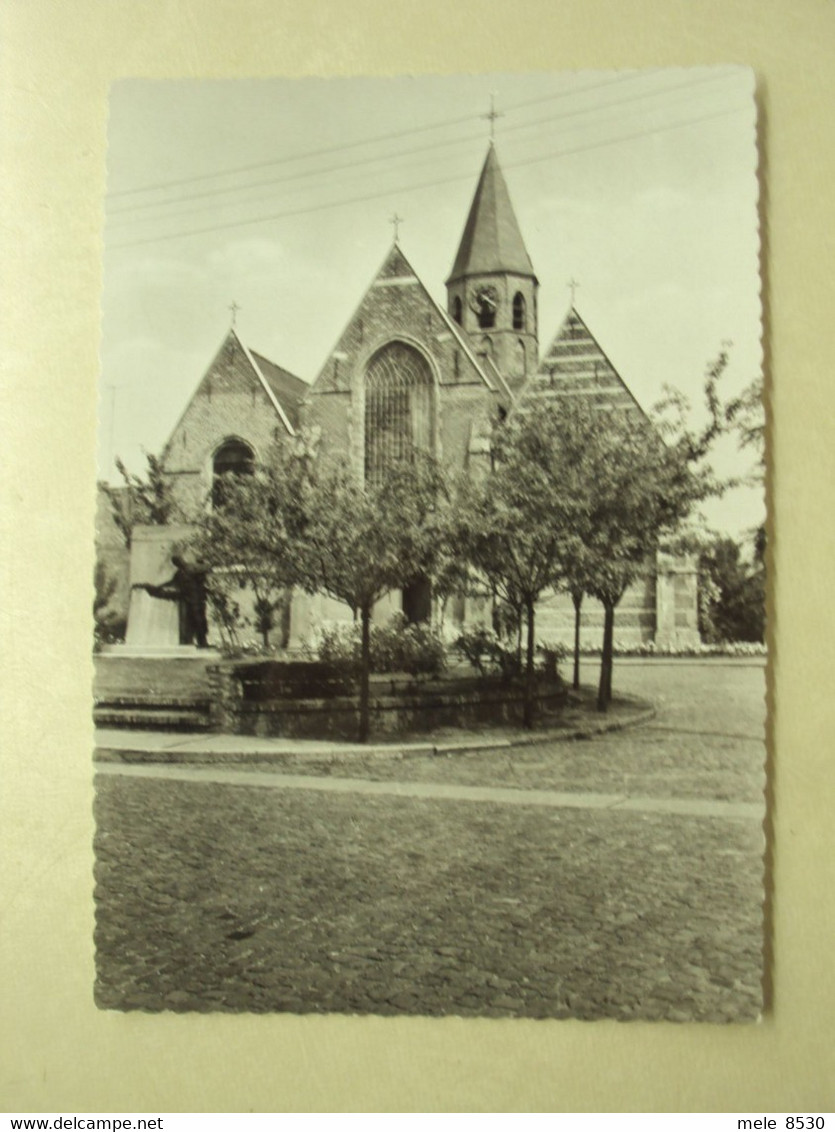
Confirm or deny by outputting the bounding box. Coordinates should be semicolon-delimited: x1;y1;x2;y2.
92;68;766;1022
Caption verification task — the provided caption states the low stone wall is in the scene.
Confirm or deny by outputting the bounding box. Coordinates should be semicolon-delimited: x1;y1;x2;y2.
207;661;567;741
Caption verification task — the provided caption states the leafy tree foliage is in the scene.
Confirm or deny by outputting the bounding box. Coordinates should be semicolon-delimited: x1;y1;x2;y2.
449;409;587;726
472;349;731;714
567;349;731;710
187;442;311;650
102;453;178;549
299;451;447;741
93;560;127;647
190;437;447;741
725;376;765;481
698;534;765;643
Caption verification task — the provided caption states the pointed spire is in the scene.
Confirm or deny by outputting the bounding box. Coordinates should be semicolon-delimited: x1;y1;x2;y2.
447;146;536;284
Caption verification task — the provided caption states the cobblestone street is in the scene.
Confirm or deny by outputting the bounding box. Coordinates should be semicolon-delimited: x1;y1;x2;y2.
93;660;766;1021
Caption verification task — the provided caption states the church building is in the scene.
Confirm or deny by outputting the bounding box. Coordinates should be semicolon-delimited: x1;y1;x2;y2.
108;143;699;652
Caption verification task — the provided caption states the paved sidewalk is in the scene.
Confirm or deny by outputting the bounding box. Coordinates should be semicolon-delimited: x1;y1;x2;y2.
96;759;763;821
93;662;766;1020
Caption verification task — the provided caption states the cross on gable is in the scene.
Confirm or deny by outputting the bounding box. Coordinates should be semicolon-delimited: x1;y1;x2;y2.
568;278;580;306
228;301;241;327
389;212;404;242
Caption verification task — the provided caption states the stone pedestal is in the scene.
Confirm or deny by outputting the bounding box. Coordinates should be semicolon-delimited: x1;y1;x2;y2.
124;523;195;650
655;551;701;648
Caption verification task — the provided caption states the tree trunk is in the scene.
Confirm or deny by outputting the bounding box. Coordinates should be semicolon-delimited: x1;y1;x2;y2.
358;603;372;743
572;589;583;691
597;601;616;712
523;598;536;729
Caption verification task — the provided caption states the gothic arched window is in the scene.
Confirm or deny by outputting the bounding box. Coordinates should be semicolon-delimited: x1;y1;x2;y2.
212;438;254;506
364;342;434;482
477;297;496;329
512;291;526;331
452;296;463;325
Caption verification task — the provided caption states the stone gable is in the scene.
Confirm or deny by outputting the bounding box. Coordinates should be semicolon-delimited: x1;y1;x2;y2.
160;331;294;514
525;307;646;416
305;245;500;475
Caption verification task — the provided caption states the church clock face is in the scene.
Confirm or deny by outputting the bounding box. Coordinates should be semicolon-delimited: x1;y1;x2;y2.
469;283;500;329
468;284;499;316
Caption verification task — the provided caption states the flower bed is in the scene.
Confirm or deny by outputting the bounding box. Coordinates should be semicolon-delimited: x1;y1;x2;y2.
581;640;767;658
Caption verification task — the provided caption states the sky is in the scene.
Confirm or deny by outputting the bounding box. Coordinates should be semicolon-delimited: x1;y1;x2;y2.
99;68;763;537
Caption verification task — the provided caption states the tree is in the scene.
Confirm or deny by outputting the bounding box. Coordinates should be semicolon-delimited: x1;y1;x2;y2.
450;410;582;727
300;452;447;742
187;442;311;649
93;560;127;647
489;349;730;714
725;376;765;478
698;534;765;643
725;373;767;581
101;452;178;549
577;350;730;710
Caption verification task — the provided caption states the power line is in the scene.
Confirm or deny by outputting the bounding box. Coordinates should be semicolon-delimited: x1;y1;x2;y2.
107;127;484;218
108;103;749;251
105;72;645;200
107;69;735;223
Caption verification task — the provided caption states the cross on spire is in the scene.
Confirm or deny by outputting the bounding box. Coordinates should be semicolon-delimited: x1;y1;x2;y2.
568;278;580;306
389;212;403;242
228;301;240;328
481;94;504;141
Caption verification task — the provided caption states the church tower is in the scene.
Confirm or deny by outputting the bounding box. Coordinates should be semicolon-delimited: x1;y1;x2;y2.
446;144;539;389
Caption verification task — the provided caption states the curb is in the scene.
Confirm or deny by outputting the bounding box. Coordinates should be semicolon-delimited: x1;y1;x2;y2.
94;700;656;767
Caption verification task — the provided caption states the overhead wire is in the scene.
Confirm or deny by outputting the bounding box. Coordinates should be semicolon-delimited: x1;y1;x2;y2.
106;72;638;199
107;101;750;251
107;69;736;222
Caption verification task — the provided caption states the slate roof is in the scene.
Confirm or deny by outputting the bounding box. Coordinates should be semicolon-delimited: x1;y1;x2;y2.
248;349;309;428
447;144;537;284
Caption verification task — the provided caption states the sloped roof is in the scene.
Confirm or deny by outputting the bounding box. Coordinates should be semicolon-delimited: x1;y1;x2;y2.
522;306;648;418
480;353;514;402
447;144;536;284
249;349;308;428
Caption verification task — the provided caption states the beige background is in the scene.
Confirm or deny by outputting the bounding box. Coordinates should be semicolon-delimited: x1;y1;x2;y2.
1;0;833;1113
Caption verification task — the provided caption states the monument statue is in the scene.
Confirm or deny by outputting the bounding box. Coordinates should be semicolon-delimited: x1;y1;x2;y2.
133;554;210;649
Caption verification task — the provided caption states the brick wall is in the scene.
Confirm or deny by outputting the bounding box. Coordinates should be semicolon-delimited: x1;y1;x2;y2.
446;270;539;388
535;571;657;648
161;332;296;515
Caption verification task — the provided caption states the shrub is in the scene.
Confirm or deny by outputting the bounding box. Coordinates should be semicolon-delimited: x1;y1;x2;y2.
454;627;521;679
219;639;276;660
93;561;127;651
314;623;362;673
311;614;447;678
537;639;568;683
93;615;127;651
